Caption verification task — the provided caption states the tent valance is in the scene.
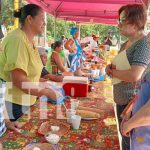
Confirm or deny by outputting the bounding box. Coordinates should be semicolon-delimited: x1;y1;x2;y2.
27;0;148;25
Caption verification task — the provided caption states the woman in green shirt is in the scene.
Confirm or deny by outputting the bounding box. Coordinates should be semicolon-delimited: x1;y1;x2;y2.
0;4;59;121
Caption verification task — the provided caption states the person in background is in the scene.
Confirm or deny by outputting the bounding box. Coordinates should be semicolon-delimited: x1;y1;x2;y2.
65;27;88;65
65;27;80;64
81;34;92;45
64;27;86;76
104;32;112;46
59;35;66;63
51;41;67;75
0;24;4;40
89;34;99;52
60;35;70;68
106;4;150;150
60;35;66;45
1;21;7;37
0;4;59;122
38;47;64;82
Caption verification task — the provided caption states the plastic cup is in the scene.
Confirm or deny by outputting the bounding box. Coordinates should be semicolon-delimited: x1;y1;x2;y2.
66;109;76;123
71;99;79;110
71;115;81;130
91;70;97;76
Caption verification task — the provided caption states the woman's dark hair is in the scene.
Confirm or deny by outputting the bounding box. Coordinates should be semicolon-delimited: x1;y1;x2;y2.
51;41;63;49
14;4;42;25
118;4;147;30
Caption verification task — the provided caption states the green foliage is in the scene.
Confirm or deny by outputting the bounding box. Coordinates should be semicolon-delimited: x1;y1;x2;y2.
1;0;26;25
80;24;119;42
1;2;119;43
47;15;119;42
47;15;75;41
1;0;14;24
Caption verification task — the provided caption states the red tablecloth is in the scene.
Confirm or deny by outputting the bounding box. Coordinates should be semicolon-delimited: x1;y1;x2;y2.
1;81;119;150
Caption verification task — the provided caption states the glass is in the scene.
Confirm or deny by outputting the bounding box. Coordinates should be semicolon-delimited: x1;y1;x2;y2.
71;99;79;110
71;115;81;130
66;109;76;123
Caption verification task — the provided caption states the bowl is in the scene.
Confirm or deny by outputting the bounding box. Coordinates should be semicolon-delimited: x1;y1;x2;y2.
51;125;60;133
45;132;60;144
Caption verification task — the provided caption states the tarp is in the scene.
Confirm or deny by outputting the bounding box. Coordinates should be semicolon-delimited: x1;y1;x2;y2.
27;0;148;25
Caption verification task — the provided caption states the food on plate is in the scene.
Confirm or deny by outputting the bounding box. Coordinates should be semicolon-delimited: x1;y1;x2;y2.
76;109;100;118
38;121;70;136
77;106;102;114
22;143;53;150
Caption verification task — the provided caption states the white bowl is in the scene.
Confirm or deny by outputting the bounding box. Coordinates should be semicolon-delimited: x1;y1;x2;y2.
33;147;41;150
45;132;60;144
51;126;60;132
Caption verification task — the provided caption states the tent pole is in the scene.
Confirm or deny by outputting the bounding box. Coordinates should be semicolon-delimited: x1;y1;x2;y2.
53;11;57;40
14;0;19;28
78;24;81;40
64;19;67;36
54;15;56;40
119;34;121;49
44;12;47;47
0;0;1;24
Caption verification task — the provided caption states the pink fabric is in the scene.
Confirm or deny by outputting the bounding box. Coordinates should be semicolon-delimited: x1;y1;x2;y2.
28;0;148;25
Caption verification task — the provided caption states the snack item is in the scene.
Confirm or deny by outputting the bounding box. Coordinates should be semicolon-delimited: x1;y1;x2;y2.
62;71;73;76
76;109;100;118
38;120;70;136
22;143;53;150
77;106;102;114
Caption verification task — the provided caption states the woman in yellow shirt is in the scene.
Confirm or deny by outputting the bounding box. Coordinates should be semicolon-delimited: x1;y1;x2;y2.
0;4;58;123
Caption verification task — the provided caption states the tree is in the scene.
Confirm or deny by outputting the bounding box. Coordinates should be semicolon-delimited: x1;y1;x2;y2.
1;0;14;25
46;15;119;43
1;1;119;42
47;15;75;41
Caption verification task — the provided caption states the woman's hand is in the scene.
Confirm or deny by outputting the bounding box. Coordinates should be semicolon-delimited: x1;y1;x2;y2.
39;82;51;89
40;88;57;100
105;64;116;77
5;120;22;133
105;64;112;77
121;120;132;137
120;112;132;137
39;78;49;82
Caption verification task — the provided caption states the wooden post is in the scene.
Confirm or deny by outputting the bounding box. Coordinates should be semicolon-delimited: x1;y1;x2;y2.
44;12;47;47
14;0;19;28
54;14;56;40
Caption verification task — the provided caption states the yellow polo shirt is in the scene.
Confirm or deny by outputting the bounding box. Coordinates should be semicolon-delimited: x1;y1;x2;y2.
0;29;43;106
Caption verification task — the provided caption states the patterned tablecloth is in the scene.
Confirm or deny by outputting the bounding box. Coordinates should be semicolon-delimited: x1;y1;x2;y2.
0;81;119;150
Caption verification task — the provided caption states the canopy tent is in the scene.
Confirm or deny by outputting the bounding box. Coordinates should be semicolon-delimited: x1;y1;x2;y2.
27;0;148;25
